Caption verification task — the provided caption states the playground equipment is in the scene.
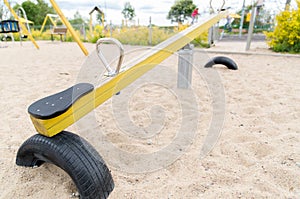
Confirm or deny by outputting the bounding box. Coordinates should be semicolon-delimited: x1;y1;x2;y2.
40;14;68;41
40;14;68;42
208;0;225;47
246;0;264;51
17;6;32;35
0;3;18;45
2;0;39;49
15;7;238;198
219;13;241;40
1;3;33;44
40;14;61;33
96;38;124;77
0;19;19;33
25;11;230;138
49;0;88;55
89;6;105;36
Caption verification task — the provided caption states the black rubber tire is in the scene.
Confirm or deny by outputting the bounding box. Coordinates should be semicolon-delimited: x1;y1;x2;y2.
16;131;114;199
204;56;238;70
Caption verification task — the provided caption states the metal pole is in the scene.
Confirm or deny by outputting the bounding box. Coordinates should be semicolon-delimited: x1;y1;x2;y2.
149;16;152;45
245;6;257;51
239;0;246;38
89;14;93;36
83;23;86;41
285;0;291;10
18;7;31;34
109;20;112;38
177;44;193;89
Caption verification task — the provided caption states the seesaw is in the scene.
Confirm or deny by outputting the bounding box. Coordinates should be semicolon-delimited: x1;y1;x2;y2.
16;10;238;199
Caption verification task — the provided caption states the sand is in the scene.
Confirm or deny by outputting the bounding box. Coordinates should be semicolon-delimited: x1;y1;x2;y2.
0;39;299;198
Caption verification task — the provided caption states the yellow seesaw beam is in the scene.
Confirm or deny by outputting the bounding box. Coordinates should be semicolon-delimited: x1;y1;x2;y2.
3;0;39;49
31;11;228;137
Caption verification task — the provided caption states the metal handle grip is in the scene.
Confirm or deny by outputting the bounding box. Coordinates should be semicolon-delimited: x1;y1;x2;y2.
96;38;124;77
209;0;225;13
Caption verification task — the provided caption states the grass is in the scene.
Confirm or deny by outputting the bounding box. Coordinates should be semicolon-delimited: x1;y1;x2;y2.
5;24;209;48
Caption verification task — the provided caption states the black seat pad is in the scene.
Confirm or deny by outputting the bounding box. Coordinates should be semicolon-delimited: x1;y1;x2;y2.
28;83;94;119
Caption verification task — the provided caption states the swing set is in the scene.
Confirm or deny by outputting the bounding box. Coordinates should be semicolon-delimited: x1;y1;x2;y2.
0;19;19;33
39;13;61;33
1;0;39;48
1;0;89;54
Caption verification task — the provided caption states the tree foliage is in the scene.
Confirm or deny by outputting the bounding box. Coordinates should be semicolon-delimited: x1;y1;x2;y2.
167;0;196;23
122;2;136;21
13;0;55;26
69;11;85;25
265;2;300;53
0;5;4;20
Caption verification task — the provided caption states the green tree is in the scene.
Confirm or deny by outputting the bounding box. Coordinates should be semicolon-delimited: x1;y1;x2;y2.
13;0;54;26
19;1;39;23
96;13;105;25
122;2;136;22
0;5;4;20
36;0;55;24
69;11;85;25
167;0;196;24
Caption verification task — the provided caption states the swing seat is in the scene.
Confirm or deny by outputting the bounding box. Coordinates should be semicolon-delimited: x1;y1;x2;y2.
28;83;94;120
0;20;20;33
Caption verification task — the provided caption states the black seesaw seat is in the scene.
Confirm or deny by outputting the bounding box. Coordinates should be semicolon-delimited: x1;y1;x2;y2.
28;83;94;119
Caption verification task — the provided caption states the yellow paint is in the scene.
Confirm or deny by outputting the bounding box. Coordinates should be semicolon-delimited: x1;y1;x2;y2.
3;0;39;49
49;0;89;56
19;17;33;24
40;15;59;33
246;12;251;22
30;11;228;137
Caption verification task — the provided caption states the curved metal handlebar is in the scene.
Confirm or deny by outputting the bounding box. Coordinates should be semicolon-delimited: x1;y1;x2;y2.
209;0;225;13
96;38;124;77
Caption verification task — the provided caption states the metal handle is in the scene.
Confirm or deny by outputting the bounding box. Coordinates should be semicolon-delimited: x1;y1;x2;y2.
209;0;225;13
96;38;124;77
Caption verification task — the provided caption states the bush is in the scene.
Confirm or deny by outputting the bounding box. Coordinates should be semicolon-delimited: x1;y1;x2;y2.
265;3;300;53
89;25;105;43
177;23;209;48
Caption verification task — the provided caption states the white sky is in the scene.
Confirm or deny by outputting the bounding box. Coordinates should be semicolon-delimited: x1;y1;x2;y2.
13;0;298;26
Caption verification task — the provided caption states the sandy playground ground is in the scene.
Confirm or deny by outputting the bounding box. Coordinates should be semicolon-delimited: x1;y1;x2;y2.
0;39;299;198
